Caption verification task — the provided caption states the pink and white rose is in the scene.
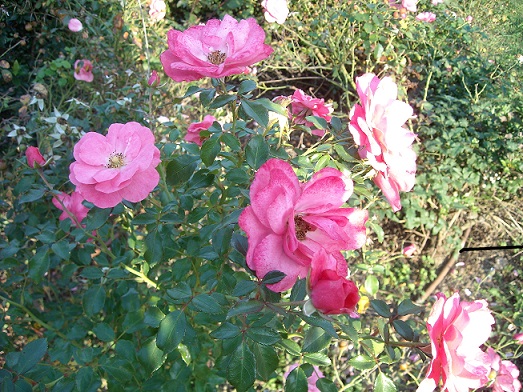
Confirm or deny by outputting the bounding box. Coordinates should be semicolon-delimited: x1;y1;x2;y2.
73;59;94;82
261;0;289;25
160;14;273;82
52;190;90;226
486;347;522;392
69;122;161;208
416;12;437;22
417;292;495;392
185;115;217;146
149;0;166;22
238;159;367;292
402;244;416;257
349;73;416;212
290;89;333;137
389;0;418;12
68;18;83;32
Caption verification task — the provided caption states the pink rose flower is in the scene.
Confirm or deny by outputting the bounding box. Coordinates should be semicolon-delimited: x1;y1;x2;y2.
309;249;360;316
26;146;46;168
486;347;522;392
52;190;90;226
284;363;324;392
416;12;437;22
261;0;289;25
290;89;333;137
160;14;273;82
431;0;444;4
185;115;217;146
74;59;94;82
68;18;83;32
402;244;416;257
238;158;368;292
466;15;473;23
417;292;495;392
149;0;166;22
389;0;418;12
348;73;416;212
69;122;161;208
148;70;160;87
513;332;523;344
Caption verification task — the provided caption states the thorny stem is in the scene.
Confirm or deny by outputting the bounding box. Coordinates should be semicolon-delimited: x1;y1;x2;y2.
121;264;158;289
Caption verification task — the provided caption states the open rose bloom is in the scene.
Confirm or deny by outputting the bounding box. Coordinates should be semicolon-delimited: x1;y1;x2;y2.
417;292;495;392
261;0;289;24
52;190;90;226
160;14;273;82
185;115;217;146
149;0;166;22
69;122;161;208
239;159;367;292
486;347;522;392
349;73;416;211
416;12;437;23
74;59;94;82
290;89;333;136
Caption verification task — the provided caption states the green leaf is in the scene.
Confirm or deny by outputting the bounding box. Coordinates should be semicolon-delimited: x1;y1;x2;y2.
374;373;397;392
232;280;257;297
75;367;101;392
166;155;199;186
80;267;104;280
371;299;391;318
145;230;163;265
85;207;111;231
144;306;165;328
245;135;269;169
246;327;281;345
284;366;308;392
199;88;216;107
305;115;329;130
227;341;256;392
138;337;166;375
201;135;221;166
302;327;332;353
212;226;234;256
227;300;264;319
156;310;187;354
364;275;379;297
191;294;223;314
279;339;301;356
51;240;73;260
209;94;237;109
397;299;424;316
19;188;45;203
299;315;338;339
211;322;241;339
12;338;47;374
100;358;134;382
392;320;414;341
182;85;204;98
220;133;241;152
166;282;192;301
262;270;286;285
330;116;343;132
238;79;257;95
28;249;50;283
252;343;278;381
240;99;269;128
348;354;375;370
93;323;115;342
257;98;288;117
83;285;106;316
303;352;331;366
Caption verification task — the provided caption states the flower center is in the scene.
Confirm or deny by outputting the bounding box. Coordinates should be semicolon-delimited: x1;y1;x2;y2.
207;50;226;65
106;152;126;168
294;216;314;241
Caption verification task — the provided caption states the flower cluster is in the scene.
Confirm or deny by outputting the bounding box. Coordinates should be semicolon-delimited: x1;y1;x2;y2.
239;158;367;315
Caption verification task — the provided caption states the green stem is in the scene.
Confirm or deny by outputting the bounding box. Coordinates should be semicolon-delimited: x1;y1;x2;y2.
121;263;158;289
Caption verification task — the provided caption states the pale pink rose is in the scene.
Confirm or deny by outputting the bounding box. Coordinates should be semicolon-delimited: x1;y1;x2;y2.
284;363;324;392
160;15;273;82
68;18;83;32
466;15;473;22
416;12;437;22
290;89;333;136
73;59;94;82
348;73;416;212
431;0;444;4
514;332;523;344
52;190;90;226
486;347;522;392
309;249;359;316
149;0;166;22
417;292;495;392
402;244;416;257
148;70;160;87
69;122;161;208
238;159;368;292
261;0;289;24
185;115;217;146
26;146;45;168
389;0;417;12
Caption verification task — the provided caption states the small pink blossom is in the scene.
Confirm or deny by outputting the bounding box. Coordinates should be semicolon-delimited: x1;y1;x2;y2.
161;15;273;82
26;146;45;168
284;364;324;392
402;244;416;257
431;0;444;4
309;249;360;316
149;0;166;22
486;347;522;392
238;159;368;292
466;15;473;22
261;0;289;25
69;122;161;208
148;70;160;87
290;89;333;136
417;292;495;392
416;12;437;22
185;115;217;146
68;18;83;32
52;190;90;226
349;73;416;212
73;59;94;82
389;0;418;12
514;332;523;344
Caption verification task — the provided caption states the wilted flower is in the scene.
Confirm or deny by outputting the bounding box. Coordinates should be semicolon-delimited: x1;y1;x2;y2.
284;364;324;392
185;115;217;146
52;190;90;226
402;244;416;257
486;347;522;392
160;14;273;82
349;73;416;212
69;122;161;208
68;18;83;32
290;89;333;136
417;292;495;392
148;70;160;87
416;12;437;22
73;59;94;82
149;0;166;22
26;146;46;168
261;0;289;24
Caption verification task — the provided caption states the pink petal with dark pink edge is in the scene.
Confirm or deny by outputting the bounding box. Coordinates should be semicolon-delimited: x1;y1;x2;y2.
238;206;273;266
356;73;380;109
251;233;309;292
373;172;402;212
